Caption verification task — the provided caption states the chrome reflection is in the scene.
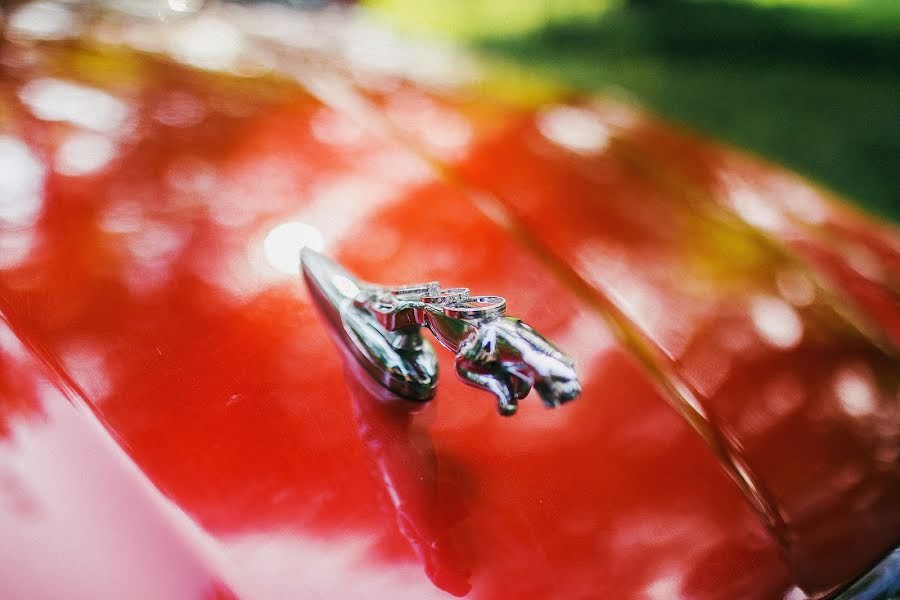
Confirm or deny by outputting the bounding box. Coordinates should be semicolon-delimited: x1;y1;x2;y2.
834;545;900;600
295;259;472;596
341;350;471;596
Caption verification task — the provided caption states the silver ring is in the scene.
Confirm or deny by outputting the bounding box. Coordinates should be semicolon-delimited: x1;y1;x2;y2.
422;287;470;305
443;295;506;320
391;281;439;299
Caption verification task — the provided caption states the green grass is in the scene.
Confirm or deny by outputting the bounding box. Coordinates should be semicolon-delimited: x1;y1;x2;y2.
365;0;900;222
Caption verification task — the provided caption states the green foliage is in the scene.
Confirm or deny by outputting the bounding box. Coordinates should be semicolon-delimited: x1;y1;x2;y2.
366;0;900;221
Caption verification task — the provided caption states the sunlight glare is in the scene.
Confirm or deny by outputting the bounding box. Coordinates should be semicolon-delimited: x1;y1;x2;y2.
0;136;45;226
776;269;815;307
7;1;76;41
19;78;129;133
750;295;803;349
263;221;325;276
834;364;876;418
168;16;244;71
537;105;610;154
55;132;116;176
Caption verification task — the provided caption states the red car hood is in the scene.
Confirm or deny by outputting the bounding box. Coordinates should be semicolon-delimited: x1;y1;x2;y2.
0;4;897;599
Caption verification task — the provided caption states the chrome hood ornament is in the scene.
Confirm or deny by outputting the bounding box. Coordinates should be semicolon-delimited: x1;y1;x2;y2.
301;249;581;416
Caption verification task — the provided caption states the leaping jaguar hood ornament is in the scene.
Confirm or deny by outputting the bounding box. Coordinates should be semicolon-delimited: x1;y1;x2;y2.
301;249;581;416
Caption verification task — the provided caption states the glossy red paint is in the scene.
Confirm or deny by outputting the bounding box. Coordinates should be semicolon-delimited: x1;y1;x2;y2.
0;318;239;600
453;104;900;594
0;8;897;600
610;106;900;348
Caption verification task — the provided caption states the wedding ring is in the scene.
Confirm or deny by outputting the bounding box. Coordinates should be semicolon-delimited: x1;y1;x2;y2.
443;295;506;320
422;287;470;305
390;281;440;299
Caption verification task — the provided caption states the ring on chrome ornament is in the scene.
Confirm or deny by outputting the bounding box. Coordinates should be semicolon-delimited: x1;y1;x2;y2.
442;295;507;320
301;249;581;416
390;282;439;298
421;287;470;305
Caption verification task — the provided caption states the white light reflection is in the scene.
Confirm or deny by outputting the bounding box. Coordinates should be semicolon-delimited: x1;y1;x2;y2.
424;110;471;156
0;377;237;600
19;78;129;133
844;244;886;283
153;91;207;128
263;221;324;276
168;0;204;13
0;321;30;361
0;136;45;226
210;157;297;229
223;533;443;600
60;342;110;402
100;0;156;19
331;274;359;299
7;1;76;41
782;184;827;225
55;132;115;176
834;364;876;418
0;230;37;270
740;372;806;434
776;269;815;307
750;295;803;349
645;574;684;600
577;241;695;359
336;13;478;90
310;108;364;147
167;16;244;71
727;181;786;232
165;156;216;194
290;175;418;249
784;586;808;600
99;200;144;234
764;373;805;418
128;222;186;263
537;105;610;154
385;93;472;159
680;342;732;398
718;321;756;353
123;222;188;295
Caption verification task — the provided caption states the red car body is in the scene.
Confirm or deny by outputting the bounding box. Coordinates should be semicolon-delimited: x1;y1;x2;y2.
0;4;897;599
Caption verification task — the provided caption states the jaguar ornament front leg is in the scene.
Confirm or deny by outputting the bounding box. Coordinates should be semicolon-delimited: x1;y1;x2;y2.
454;318;579;415
454;360;522;416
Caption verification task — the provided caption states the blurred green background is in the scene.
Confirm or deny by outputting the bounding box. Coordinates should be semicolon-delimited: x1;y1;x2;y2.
364;0;900;222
